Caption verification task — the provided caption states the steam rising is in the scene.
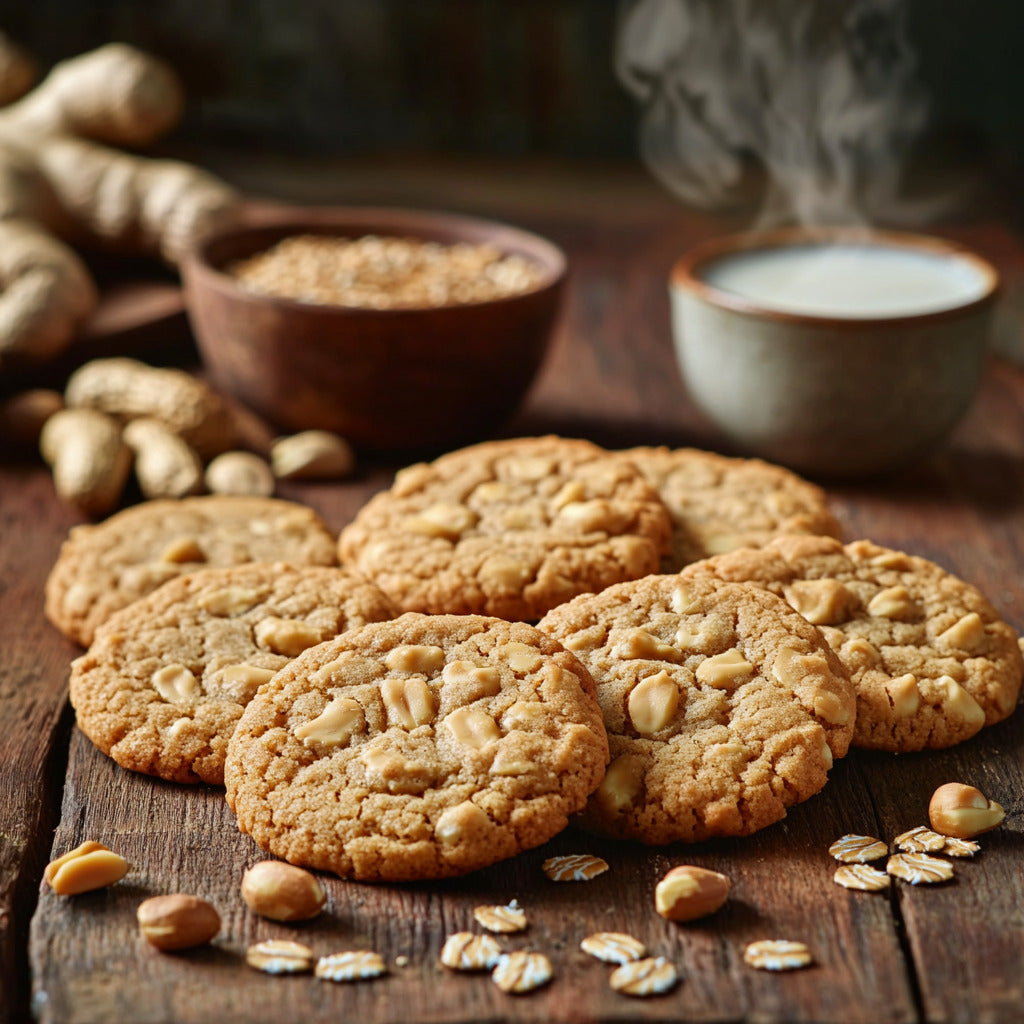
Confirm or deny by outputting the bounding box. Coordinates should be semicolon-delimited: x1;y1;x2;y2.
615;0;932;227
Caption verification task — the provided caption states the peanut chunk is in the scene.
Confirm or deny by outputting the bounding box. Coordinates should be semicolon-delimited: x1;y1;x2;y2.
198;586;262;617
441;660;501;700
609;956;678;996
492;951;553;993
937;612;985;651
254;617;323;656
380;677;436;728
596;753;645;815
867;585;920;621
886;674;921;718
246;939;315;974
696;649;754;689
784;578;858;625
932;676;985;726
627;671;679;735
613;629;680;662
440;932;502;971
384;644;446;675
151;664;200;704
444;707;501;749
159;536;205;564
406;502;477;540
294;697;364;747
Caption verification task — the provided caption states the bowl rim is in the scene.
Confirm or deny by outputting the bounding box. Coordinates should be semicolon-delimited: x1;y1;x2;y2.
184;205;567;316
669;226;1000;328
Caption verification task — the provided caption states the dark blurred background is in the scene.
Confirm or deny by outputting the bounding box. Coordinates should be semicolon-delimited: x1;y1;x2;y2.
3;0;1023;186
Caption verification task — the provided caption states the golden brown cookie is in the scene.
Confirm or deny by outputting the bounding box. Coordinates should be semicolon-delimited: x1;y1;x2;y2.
45;496;338;646
611;446;841;570
69;563;396;784
337;436;671;620
681;536;1023;751
224;613;609;880
538;574;855;844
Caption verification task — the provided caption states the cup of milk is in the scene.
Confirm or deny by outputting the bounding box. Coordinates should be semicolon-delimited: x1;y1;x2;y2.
670;228;999;477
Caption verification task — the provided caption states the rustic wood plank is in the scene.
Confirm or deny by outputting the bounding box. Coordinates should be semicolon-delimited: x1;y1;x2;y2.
0;467;82;1024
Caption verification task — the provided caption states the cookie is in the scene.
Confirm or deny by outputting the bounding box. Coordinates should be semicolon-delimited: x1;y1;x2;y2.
337;436;671;620
611;446;841;570
45;496;338;646
224;613;609;880
538;574;855;844
681;536;1023;751
69;563;396;785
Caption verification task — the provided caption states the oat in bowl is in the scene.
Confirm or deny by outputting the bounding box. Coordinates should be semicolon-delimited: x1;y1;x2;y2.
183;209;566;450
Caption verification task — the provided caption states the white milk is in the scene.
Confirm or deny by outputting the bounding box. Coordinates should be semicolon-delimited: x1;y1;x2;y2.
701;243;990;318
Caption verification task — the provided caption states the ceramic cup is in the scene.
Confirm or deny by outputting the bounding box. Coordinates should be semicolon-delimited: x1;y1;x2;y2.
669;227;1000;478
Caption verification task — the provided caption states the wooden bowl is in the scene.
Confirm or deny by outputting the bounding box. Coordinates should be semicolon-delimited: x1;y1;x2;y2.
182;208;566;451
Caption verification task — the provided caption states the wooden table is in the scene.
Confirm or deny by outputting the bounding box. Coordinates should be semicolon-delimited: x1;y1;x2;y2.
2;160;1023;1024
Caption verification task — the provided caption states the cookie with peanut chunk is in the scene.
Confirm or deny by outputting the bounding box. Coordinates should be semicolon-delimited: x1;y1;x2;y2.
45;496;338;646
681;536;1023;751
70;563;396;784
224;613;609;880
337;436;671;621
611;446;841;571
538;574;854;844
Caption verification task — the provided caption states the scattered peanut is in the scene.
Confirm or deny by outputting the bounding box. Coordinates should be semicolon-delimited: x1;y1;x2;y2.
240;860;326;922
137;894;221;951
654;864;730;922
64;357;236;458
0;388;63;448
270;430;355;480
44;841;129;895
39;407;132;516
928;782;1006;839
205;450;275;496
122;417;203;499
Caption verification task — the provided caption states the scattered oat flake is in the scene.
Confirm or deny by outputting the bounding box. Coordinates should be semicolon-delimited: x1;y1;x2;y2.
942;837;980;858
886;853;954;885
894;826;947;853
315;950;387;982
828;834;888;863
542;854;609;881
245;939;314;974
580;932;646;964
834;864;891;892
609;956;679;996
744;940;813;971
491;951;553;994
440;931;502;971
474;899;527;933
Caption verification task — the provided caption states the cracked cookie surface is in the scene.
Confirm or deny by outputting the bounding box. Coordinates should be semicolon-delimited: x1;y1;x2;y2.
46;496;338;647
70;563;396;785
337;437;671;620
224;613;609;880
611;446;841;571
681;535;1023;751
538;574;855;844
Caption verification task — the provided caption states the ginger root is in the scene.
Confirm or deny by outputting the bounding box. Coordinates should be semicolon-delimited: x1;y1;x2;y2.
0;40;240;368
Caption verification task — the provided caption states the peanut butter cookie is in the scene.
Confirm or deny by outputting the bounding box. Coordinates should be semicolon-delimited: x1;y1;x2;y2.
224;613;609;880
337;437;671;620
538;574;855;844
70;563;396;784
45;496;338;646
611;446;841;570
681;536;1023;750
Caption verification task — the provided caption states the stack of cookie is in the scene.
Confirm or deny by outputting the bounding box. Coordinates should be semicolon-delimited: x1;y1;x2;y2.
48;437;1023;882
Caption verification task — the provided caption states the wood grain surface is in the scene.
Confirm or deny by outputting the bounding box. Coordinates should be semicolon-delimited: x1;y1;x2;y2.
3;160;1024;1024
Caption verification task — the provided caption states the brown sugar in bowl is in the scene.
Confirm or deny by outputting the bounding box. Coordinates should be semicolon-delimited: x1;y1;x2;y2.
182;208;566;452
